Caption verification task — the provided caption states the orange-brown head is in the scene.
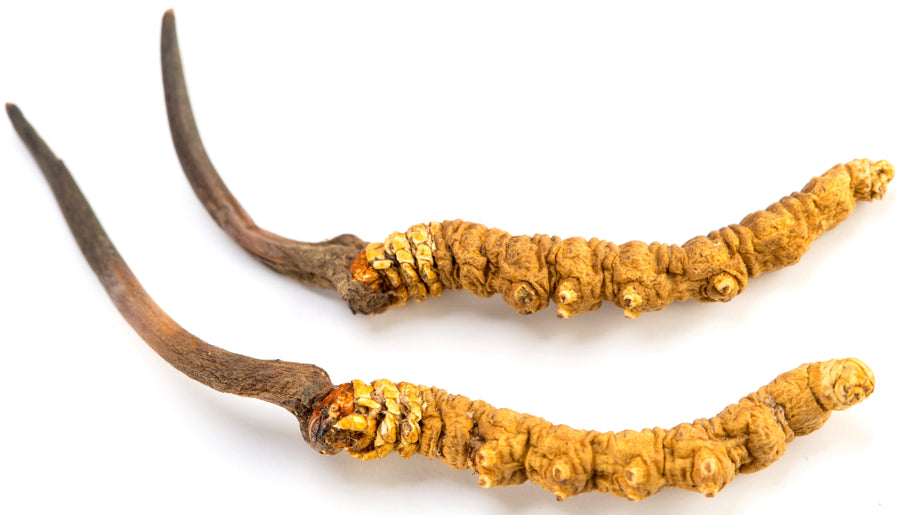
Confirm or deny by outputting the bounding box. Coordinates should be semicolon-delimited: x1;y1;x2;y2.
307;383;356;454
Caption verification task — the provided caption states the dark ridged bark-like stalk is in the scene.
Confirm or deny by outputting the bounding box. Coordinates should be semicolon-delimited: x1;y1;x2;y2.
7;102;333;432
161;10;388;315
159;11;893;319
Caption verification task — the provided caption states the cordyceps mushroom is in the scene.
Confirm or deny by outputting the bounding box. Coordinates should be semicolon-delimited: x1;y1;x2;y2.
7;99;876;501
160;10;893;320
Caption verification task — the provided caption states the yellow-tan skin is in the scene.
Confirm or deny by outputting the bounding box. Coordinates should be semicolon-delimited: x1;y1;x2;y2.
308;358;874;501
352;159;894;318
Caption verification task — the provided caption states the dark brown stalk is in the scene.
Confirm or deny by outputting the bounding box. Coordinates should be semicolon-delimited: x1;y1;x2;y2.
160;10;388;315
6;102;333;434
160;10;893;321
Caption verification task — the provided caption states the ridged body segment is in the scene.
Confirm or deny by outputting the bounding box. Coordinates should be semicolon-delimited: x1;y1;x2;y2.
309;358;874;501
353;159;893;318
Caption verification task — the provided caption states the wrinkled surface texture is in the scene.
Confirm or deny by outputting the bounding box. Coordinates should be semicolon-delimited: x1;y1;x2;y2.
354;159;893;318
311;358;874;501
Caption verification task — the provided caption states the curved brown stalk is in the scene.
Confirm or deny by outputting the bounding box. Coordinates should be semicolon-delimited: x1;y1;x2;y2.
6;102;333;433
7;103;875;503
160;10;389;315
160;11;893;320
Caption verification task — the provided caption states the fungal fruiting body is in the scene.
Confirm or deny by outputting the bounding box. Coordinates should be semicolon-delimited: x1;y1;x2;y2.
352;159;894;318
308;358;874;501
7;9;883;505
14;99;877;502
158;11;894;319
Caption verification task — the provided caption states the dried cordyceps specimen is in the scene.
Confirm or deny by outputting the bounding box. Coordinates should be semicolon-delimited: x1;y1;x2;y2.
160;11;894;319
6;99;876;502
354;163;892;318
309;359;874;501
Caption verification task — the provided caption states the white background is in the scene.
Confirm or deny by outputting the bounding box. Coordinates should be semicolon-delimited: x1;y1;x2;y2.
2;1;898;513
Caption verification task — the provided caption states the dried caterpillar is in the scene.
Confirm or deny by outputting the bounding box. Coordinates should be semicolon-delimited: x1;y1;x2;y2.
11;9;885;508
307;358;874;501
352;159;894;318
154;8;895;318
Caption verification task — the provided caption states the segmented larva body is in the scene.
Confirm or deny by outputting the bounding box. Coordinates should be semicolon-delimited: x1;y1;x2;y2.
351;159;894;318
308;358;874;501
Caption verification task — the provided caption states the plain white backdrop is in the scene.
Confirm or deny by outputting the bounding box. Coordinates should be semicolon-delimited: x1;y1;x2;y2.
2;1;898;513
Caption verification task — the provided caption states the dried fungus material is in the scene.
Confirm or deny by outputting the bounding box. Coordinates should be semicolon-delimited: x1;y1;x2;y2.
158;11;894;319
7;101;335;436
8;10;883;504
309;358;874;501
354;159;894;318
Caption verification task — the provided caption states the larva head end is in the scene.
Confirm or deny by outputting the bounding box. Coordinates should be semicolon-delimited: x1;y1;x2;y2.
307;383;356;454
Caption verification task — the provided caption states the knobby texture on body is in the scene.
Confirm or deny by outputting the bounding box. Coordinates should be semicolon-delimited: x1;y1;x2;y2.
308;358;874;501
354;159;894;318
159;11;894;319
6;99;878;504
